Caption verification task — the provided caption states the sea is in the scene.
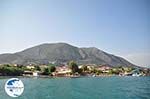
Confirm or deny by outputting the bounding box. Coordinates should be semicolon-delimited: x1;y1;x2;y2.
0;76;150;99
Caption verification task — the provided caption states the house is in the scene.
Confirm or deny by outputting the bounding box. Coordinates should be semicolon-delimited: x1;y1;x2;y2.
78;65;83;69
96;65;112;73
97;65;111;71
87;65;96;71
54;66;71;77
23;71;41;76
13;64;18;67
33;72;39;76
23;71;33;76
26;65;35;69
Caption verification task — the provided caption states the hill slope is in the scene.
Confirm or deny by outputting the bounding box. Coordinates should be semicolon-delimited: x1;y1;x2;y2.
0;43;136;67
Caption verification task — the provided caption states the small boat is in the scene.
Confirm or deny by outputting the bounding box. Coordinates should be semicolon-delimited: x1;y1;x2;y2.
92;74;96;77
70;75;80;78
132;73;141;77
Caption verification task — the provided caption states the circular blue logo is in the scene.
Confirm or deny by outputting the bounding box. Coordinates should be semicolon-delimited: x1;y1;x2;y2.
5;78;24;97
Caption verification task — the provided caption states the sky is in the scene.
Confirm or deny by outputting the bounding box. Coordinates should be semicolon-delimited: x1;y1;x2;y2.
0;0;150;67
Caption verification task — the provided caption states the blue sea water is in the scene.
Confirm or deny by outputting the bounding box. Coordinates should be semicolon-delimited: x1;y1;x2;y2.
0;76;150;99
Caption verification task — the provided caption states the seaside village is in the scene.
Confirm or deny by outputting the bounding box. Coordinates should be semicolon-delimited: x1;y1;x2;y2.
0;61;150;77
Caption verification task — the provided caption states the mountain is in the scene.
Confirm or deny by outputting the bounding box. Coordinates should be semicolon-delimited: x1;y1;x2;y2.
0;43;136;67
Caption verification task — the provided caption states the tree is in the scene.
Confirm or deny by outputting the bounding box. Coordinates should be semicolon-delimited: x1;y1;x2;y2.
68;61;79;73
43;68;51;75
35;66;41;71
90;68;97;73
81;65;88;72
0;65;23;76
96;70;103;75
49;66;56;72
48;63;56;67
110;69;120;75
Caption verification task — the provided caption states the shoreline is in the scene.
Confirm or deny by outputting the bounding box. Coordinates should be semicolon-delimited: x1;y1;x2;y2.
0;75;149;79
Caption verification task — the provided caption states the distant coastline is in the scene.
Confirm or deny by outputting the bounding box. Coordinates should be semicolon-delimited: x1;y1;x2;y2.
0;62;150;78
